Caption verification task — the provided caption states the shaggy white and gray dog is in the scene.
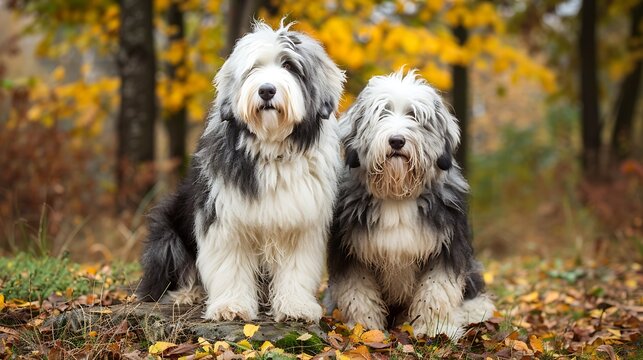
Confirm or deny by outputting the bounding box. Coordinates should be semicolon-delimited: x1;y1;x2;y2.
326;70;494;340
137;21;345;323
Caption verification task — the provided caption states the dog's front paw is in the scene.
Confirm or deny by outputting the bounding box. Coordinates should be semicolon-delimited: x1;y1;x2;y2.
273;299;322;322
345;316;387;331
203;302;257;322
413;317;464;341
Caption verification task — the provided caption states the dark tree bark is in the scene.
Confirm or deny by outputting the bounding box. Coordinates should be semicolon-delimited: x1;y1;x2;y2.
225;0;260;56
579;0;602;180
452;24;469;176
224;0;279;56
165;2;188;177
117;0;157;209
610;1;642;162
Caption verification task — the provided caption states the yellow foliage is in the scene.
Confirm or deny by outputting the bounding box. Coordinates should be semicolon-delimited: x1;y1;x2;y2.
243;323;260;338
426;0;444;13
7;0;556;141
420;63;452;90
360;329;386;343
164;41;187;65
148;341;176;355
52;67;65;82
259;341;274;353
155;0;170;12
237;339;253;349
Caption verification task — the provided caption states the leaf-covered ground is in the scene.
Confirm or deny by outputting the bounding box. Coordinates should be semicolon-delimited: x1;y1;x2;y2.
0;254;641;359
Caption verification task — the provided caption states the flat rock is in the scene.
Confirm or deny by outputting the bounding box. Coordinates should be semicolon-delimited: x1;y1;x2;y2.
46;302;326;343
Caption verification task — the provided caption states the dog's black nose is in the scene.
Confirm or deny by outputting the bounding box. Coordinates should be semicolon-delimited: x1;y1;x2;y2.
388;135;406;150
258;83;276;101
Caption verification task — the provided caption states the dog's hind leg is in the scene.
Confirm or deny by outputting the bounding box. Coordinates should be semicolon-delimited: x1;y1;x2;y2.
167;266;204;305
456;293;495;325
137;191;198;302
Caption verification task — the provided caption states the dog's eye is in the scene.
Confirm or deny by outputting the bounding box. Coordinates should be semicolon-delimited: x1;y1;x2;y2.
282;61;294;71
406;109;416;119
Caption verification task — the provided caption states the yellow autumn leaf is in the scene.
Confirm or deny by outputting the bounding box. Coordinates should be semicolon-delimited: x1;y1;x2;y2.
26;107;42;121
0;294;4;312
243;324;260;338
506;338;530;352
543;291;560;304
237;339;253;349
606;328;621;338
297;333;313;341
212;340;230;352
520;291;539;302
401;323;414;337
361;329;386;343
352;323;364;337
483;271;494;284
335;350;351;360
148;341;177;355
529;335;544;353
259;341;274;353
197;337;211;351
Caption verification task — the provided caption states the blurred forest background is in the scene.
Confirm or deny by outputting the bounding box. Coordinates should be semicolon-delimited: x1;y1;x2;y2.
0;0;641;263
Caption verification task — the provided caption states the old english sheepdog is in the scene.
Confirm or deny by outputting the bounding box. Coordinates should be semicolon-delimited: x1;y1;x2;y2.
326;70;494;340
137;21;345;323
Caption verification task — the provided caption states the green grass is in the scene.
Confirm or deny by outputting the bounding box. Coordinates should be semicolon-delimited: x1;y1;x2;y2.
0;253;139;302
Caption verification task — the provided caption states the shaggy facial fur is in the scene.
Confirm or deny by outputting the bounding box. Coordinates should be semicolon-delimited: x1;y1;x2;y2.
137;21;345;323
326;70;494;340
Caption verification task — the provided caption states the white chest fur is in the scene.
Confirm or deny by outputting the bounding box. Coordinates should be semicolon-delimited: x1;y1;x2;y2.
215;123;340;233
349;199;446;304
352;199;443;267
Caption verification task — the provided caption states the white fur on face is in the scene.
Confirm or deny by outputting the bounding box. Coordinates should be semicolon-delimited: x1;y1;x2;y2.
237;64;305;142
216;24;306;142
344;69;461;199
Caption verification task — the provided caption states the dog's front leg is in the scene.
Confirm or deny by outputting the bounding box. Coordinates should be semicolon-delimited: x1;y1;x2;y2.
330;262;388;330
270;227;325;322
408;264;465;340
198;224;259;321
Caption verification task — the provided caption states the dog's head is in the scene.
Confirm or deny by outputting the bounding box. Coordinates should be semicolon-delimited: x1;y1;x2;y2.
341;69;460;200
214;20;345;144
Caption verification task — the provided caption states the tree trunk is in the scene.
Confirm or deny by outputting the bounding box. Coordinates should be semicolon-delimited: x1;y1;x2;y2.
117;0;157;210
579;0;602;180
225;0;260;56
452;24;469;176
165;2;188;178
610;1;642;162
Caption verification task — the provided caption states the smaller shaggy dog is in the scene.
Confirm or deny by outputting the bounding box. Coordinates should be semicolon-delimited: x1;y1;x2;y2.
326;70;494;340
137;21;345;323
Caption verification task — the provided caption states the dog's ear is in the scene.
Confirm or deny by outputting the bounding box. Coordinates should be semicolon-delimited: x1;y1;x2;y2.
345;147;360;168
434;100;460;171
318;101;333;120
436;140;452;171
